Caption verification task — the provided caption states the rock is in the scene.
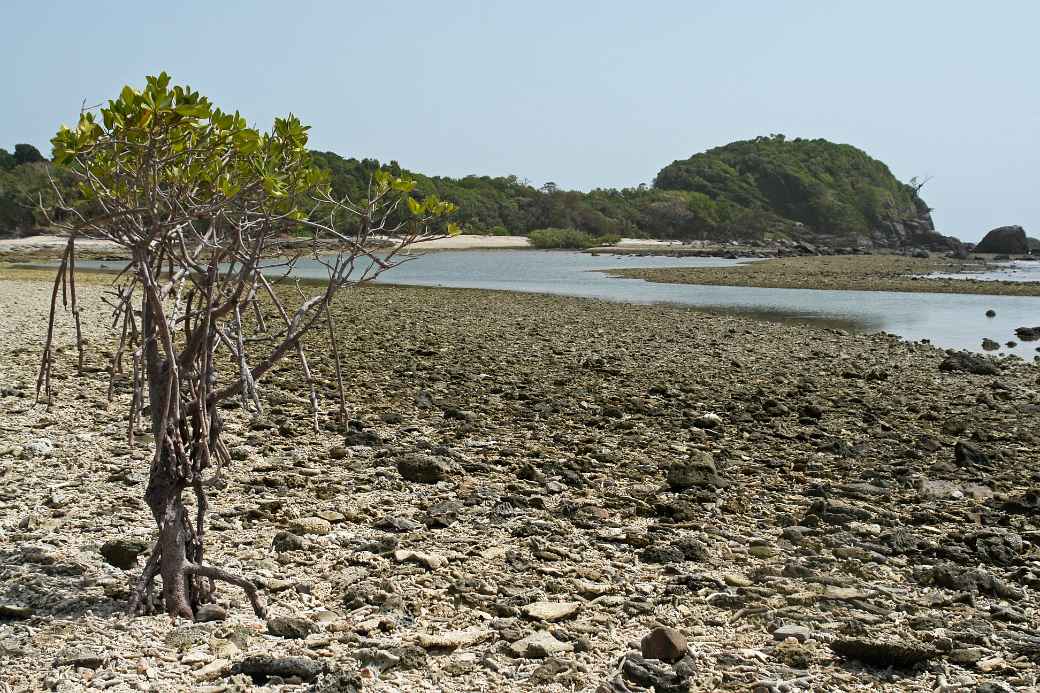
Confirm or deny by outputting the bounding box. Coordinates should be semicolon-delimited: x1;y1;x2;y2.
974;225;1029;254
829;637;940;668
309;671;363;693
954;440;990;466
939;351;1000;376
773;624;812;642
985;309;996;318
195;658;231;681
194;604;227;623
621;653;692;693
417;628;490;649
922;564;1023;600
640;626;687;663
0;604;34;620
508;631;574;659
343;429;382;447
982;338;1000;351
22;438;54;459
272;530;307;552
267;615;318;639
694;413;723;429
54;648;105;669
1015;326;1040;342
521;601;581;622
288;516;332;536
393;549;447;570
235;655;322;683
100;537;150;570
666;450;724;489
397;453;453;483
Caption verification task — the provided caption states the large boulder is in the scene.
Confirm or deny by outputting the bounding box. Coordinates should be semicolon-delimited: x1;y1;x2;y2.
1027;237;1040;254
974;225;1029;254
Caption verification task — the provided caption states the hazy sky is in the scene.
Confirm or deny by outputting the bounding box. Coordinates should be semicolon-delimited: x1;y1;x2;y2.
3;1;1038;242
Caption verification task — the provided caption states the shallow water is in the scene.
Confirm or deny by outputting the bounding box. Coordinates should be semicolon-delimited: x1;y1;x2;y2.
82;250;1039;358
924;259;1040;283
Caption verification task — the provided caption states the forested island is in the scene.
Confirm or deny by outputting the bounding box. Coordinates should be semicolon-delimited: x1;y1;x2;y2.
2;136;957;250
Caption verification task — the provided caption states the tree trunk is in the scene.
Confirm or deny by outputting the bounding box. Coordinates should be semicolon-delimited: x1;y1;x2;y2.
130;296;265;620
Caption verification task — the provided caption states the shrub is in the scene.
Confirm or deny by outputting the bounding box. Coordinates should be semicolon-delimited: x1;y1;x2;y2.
528;228;620;249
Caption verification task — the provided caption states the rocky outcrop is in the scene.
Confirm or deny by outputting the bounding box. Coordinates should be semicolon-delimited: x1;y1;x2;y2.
974;225;1029;254
1027;236;1040;254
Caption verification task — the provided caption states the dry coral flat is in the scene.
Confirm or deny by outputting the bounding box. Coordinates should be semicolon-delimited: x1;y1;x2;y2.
0;266;1039;692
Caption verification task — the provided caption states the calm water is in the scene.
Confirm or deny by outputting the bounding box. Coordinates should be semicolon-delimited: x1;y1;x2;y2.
925;259;1040;283
83;250;1039;358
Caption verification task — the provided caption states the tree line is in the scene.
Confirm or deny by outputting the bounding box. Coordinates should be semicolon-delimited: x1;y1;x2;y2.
2;135;932;244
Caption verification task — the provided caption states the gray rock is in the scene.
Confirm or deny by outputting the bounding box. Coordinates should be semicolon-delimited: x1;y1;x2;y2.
521;601;581;622
829;637;940;668
974;225;1029;254
267;615;318;639
54;648;105;669
0;604;33;620
508;631;574;658
640;626;687;663
666;451;724;490
773;624;812;642
100;537;150;570
287;516;331;536
194;603;227;623
954;440;990;467
939;351;999;376
236;654;322;682
22;438;54;459
397;453;453;483
272;530;307;552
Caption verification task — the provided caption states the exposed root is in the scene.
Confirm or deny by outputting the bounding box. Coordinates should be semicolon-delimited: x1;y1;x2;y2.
184;563;266;619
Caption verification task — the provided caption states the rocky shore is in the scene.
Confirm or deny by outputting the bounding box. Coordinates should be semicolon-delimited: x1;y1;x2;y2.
1;267;1038;692
608;255;1040;297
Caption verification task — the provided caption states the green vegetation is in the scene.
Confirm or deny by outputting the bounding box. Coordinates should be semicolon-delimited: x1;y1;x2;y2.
528;228;620;249
1;134;936;247
654;135;933;241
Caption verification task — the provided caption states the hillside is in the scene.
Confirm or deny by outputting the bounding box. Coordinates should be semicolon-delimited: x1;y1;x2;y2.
3;138;955;249
654;135;940;247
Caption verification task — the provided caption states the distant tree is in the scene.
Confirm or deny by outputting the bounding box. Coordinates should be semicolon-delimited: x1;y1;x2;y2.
0;148;15;171
13;143;46;165
40;73;458;620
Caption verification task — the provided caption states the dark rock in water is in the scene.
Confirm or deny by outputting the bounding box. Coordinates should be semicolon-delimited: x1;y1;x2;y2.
397;453;453;483
829;637;940;668
974;225;1029;254
1015;326;1040;342
267;615;318;639
985;309;996;318
236;655;323;683
640;626;687;663
100;537;150;570
1027;236;1040;253
939;351;999;376
954;440;990;467
981;338;1000;351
